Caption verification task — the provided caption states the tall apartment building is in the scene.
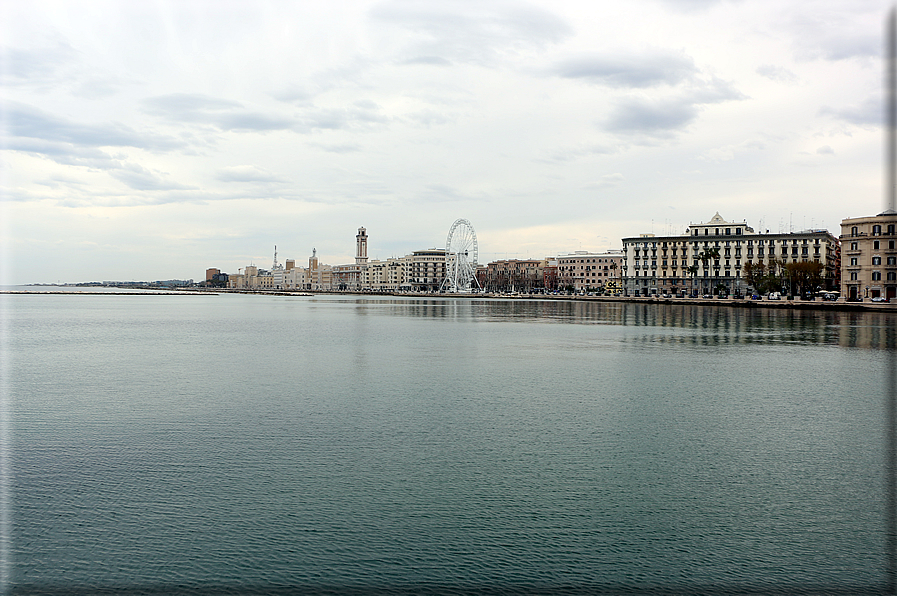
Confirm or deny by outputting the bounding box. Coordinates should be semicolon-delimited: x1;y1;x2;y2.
409;249;447;292
556;251;623;292
840;210;897;300
621;213;839;296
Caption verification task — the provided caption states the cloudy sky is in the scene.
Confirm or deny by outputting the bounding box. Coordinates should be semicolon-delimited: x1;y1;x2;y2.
1;0;889;284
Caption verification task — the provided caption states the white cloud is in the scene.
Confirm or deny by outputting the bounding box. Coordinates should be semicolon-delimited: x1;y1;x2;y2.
756;64;798;83
216;165;288;183
584;173;625;189
550;50;698;88
370;0;572;67
819;97;881;127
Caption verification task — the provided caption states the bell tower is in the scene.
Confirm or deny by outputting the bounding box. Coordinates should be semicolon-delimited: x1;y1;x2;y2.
355;227;368;265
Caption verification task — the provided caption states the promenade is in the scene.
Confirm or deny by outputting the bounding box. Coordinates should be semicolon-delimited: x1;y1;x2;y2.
206;288;897;312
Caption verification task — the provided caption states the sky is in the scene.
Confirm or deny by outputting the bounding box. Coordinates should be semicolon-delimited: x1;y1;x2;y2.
0;0;891;284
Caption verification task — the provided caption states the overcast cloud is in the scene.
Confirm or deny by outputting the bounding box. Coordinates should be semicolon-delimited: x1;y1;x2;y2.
0;0;890;284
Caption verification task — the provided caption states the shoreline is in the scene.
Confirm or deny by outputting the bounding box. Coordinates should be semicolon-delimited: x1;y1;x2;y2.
6;287;895;312
203;288;897;312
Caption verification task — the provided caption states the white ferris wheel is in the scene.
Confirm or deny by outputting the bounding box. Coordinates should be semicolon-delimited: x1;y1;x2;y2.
441;218;480;293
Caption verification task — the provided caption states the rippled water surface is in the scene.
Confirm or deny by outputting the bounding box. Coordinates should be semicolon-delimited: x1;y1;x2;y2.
5;294;896;594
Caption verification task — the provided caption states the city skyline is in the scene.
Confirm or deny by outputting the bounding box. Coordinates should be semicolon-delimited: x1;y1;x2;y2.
2;0;890;285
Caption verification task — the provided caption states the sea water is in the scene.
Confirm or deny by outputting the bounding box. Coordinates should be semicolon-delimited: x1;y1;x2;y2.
4;293;894;594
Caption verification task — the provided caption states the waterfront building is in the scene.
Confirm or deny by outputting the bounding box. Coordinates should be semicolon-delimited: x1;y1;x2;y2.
209;272;228;285
621;213;839;297
362;256;411;292
410;249;446;292
557;251;623;292
227;265;257;290
840;210;897;300
482;259;545;293
284;263;307;290
542;259;558;291
205;268;220;281
306;248;332;290
271;247;285;289
331;264;361;290
331;228;370;290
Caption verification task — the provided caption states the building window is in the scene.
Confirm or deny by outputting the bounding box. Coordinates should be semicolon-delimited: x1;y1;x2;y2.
873;257;882;265
873;225;882;235
889;272;897;281
873;271;882;281
888;224;895;235
889;257;897;265
851;242;858;250
874;240;880;250
852;226;858;236
850;271;858;280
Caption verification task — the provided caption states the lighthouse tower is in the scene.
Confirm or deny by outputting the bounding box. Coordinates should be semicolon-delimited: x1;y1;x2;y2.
355;227;368;265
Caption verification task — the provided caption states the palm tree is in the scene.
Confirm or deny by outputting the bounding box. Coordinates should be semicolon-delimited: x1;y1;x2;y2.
686;265;699;297
697;247;721;295
609;261;618;294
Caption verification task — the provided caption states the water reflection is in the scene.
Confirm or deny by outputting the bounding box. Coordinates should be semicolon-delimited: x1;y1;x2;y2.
313;296;897;351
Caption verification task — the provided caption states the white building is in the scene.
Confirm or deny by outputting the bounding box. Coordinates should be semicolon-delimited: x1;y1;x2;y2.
622;213;839;297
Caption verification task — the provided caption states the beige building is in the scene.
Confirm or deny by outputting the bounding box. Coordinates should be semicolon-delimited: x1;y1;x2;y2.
362;257;411;291
227;265;257;290
557;251;623;292
409;249;446;292
622;213;839;297
481;259;545;293
840;210;897;301
306;249;332;290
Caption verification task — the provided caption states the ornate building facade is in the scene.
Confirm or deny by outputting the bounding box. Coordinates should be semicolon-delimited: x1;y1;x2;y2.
622;213;839;297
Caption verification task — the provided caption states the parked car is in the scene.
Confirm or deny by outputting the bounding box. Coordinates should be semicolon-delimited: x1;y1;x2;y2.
751;294;762;300
871;296;889;303
767;292;782;300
